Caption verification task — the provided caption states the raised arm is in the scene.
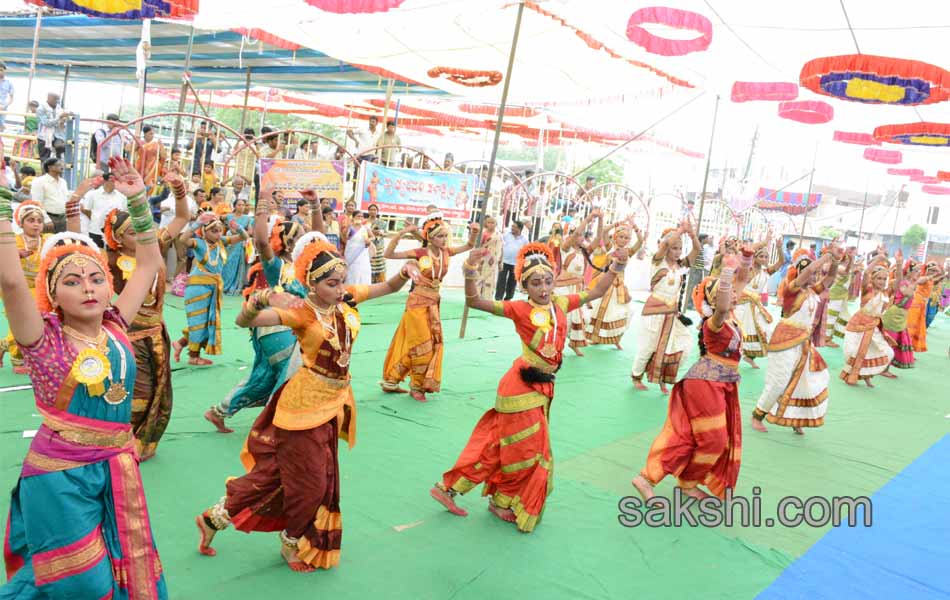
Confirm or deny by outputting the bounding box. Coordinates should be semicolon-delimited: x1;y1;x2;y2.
710;255;739;331
462;248;497;313
449;222;480;255
383;224;421;260
684;220;700;267
163;167;190;239
365;260;421;301
67;175;102;233
253;191;275;262
0;189;44;347
301;190;324;234
587;247;629;303
629;222;644;255
109;158;163;325
793;251;832;289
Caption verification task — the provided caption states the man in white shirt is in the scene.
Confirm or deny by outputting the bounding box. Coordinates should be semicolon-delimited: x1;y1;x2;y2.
80;174;127;247
159;191;197;229
496;220;530;300
347;116;380;158
31;157;69;232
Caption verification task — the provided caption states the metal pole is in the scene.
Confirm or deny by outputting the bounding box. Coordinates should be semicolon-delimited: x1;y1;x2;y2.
693;94;720;236
459;0;525;339
172;25;195;150
798;142;819;246
856;179;869;242
60;65;70;107
239;67;252;133
25;8;42;110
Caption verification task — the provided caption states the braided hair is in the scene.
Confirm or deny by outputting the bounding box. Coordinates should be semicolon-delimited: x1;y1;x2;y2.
305;247;357;308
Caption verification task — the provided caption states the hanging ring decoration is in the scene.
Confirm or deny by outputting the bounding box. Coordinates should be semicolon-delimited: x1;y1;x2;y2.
873;122;950;147
910;174;942;184
777;100;833;124
833;131;878;146
427;67;503;88
937;171;950;181
863;148;902;164
305;0;405;13
800;54;950;106
626;7;713;56
730;82;798;102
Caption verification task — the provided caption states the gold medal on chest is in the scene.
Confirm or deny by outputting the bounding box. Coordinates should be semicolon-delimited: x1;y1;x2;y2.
529;307;551;330
419;255;433;271
538;342;557;359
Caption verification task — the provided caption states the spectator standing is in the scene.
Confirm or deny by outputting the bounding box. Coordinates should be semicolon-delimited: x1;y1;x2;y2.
187;120;215;174
495;220;529;301
377;120;401;166
92;113;130;173
80;173;127;246
36;92;70;160
31;157;69;232
0;61;13;131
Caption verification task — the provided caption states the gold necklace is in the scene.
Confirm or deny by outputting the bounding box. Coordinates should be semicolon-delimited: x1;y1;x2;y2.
63;325;108;350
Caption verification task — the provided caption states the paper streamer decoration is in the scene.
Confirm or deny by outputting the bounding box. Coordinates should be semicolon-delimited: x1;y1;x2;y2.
778;100;833;124
626;7;713;56
833;131;878;146
910;174;942;184
921;185;950;195
427;67;503;87
937;171;950;181
864;148;902;164
800;54;950;105
25;0;196;19
873;122;950;147
731;82;798;102
887;168;924;177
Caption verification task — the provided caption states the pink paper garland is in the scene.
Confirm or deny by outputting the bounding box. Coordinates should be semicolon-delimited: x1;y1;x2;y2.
305;0;404;13
731;82;798;102
864;148;902;164
777;100;834;124
626;7;713;56
887;168;924;177
910;174;942;184
833;131;879;146
921;184;950;195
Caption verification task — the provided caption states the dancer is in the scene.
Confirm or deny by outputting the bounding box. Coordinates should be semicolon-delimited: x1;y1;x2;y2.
840;265;896;387
882;263;918;369
925;262;945;328
195;241;421;572
751;247;841;435
557;211;599;356
380;212;479;401
172;212;248;365
0;157;167;598
907;261;943;352
221;198;253;295
585;218;643;349
825;250;855;345
0;200;50;375
430;242;629;532
631;220;700;393
632;250;751;502
735;237;782;368
96;168;189;460
205;193;313;433
811;251;834;348
343;210;375;285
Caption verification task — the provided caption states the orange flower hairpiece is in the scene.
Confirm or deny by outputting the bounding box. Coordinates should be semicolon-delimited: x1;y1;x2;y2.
515;242;556;282
35;242;112;313
13;200;45;228
293;239;344;285
102;208;129;251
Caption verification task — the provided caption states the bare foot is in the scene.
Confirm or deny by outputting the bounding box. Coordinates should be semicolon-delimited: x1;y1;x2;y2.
792;426;804;435
13;365;28;376
631;377;648;392
750;418;768;433
742;355;759;369
631;475;655;501
864;378;875;388
280;544;316;573
679;486;714;501
189;356;213;366
173;339;185;363
380;381;408;394
196;515;218;557
205;409;234;434
430;485;468;516
488;502;517;523
881;371;897;379
825;340;840;349
615;342;624;351
410;390;427;403
572;347;585;357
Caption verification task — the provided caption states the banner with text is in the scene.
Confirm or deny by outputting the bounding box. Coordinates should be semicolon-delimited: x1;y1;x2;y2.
260;159;345;212
358;162;476;220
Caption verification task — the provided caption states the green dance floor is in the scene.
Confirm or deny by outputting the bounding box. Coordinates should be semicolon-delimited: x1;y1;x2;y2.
1;290;947;598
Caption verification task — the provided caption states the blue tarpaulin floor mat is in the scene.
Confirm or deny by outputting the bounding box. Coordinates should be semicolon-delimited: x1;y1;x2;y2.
758;434;950;600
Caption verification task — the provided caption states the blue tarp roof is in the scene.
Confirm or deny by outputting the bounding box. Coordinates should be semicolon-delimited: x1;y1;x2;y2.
0;14;442;95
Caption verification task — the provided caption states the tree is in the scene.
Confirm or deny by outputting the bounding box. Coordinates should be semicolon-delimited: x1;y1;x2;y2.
576;158;624;186
902;223;927;249
496;144;564;171
818;225;841;240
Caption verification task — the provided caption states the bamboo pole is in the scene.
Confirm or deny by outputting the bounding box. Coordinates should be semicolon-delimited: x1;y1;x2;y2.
172;25;195;150
25;8;42;110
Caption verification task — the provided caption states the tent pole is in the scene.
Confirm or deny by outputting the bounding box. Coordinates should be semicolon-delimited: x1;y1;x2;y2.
684;95;719;310
25;8;42;110
61;64;70;107
798;142;819;246
172;24;195;151
239;67;252;133
459;0;526;339
380;79;394;162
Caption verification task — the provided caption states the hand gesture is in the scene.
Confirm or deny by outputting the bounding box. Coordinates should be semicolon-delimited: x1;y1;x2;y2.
613;247;630;264
73;173;104;200
402;261;422;284
402;223;418;235
229;219;240;232
301;189;318;204
108;157;146;199
467;247;489;267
